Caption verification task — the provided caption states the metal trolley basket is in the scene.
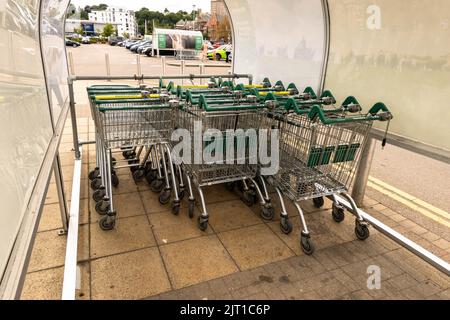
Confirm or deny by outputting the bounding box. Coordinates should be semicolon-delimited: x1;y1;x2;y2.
88;93;181;230
174;94;274;230
265;97;393;254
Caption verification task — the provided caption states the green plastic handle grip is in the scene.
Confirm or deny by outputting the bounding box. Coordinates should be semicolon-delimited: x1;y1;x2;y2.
308;103;392;124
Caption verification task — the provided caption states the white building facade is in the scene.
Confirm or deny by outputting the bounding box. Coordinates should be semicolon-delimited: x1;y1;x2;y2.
88;6;138;38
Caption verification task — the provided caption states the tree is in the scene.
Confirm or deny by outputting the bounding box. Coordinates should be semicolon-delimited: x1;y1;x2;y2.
215;17;231;42
66;4;76;18
122;32;129;39
102;23;116;37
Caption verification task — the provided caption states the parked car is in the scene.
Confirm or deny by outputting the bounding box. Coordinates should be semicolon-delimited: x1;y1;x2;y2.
207;44;232;61
125;40;139;49
143;47;154;57
65;38;80;47
227;51;232;63
138;44;152;54
131;40;151;52
109;36;124;46
81;36;90;44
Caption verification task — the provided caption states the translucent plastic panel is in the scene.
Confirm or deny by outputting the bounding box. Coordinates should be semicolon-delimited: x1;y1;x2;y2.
41;0;70;122
0;0;53;278
225;0;326;91
326;0;450;150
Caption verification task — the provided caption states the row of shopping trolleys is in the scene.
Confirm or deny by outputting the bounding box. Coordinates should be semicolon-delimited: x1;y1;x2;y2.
86;77;393;254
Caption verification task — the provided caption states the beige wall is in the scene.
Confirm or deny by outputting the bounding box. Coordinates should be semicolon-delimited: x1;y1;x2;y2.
326;0;450;150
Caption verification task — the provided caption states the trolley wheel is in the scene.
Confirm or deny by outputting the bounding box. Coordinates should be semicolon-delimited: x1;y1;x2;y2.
171;201;180;215
280;216;293;234
99;215;115;231
159;189;171;205
92;189;106;203
312;197;324;208
128;160;139;171
300;234;315;255
150;179;165;193
332;203;345;223
355;221;370;240
88;168;99;181
188;200;195;218
111;173;119;187
132;168;145;182
95;200;110;215
197;216;208;231
90;177;102;190
260;204;275;221
225;182;235;192
123;150;135;159
145;170;157;184
242;190;256;207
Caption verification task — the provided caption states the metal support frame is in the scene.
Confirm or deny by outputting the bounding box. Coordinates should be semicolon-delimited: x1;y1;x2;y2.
351;137;376;206
332;194;450;276
53;153;69;235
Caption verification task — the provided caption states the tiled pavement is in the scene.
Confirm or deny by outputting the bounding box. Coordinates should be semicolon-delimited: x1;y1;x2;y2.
20;81;450;300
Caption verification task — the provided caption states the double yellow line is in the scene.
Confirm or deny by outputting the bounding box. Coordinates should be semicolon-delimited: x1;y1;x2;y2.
368;176;450;228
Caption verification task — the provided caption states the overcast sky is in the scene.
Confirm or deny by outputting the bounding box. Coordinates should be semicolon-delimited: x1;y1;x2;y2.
70;0;211;12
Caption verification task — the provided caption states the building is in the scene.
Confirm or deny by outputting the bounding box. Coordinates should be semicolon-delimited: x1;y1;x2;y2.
211;0;228;18
175;9;210;34
88;6;137;38
65;19;121;36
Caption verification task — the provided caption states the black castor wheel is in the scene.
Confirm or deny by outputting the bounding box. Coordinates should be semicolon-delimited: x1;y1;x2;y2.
123;150;135;159
241;190;256;207
90;177;102;190
300;234;315;255
88;168;99;181
197;216;208;231
225;182;235;192
280;216;293;234
260;204;275;221
92;188;106;202
355;221;370;240
332;203;345;223
188;199;195;218
95;200;109;215
132;168;145;182
158;189;171;205
312;197;324;208
150;179;164;193
171;200;180;215
99;215;115;231
111;173;119;187
145;170;157;184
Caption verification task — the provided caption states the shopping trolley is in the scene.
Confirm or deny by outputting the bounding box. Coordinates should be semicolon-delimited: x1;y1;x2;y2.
174;94;274;230
88;93;181;230
264;97;392;254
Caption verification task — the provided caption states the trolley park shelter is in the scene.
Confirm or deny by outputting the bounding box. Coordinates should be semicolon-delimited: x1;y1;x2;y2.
0;0;449;299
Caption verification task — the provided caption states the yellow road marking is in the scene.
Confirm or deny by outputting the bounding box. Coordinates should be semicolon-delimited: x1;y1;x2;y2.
367;178;450;228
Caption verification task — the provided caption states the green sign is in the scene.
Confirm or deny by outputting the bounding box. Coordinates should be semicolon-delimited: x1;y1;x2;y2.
158;34;166;49
195;36;203;50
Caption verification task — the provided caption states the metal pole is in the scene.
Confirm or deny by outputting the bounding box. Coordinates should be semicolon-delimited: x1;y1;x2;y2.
68;80;81;160
199;64;205;85
351;137;376;206
180;60;186;85
161;56;166;75
105;53;111;81
68;51;75;75
136;54;142;84
53;153;69;234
